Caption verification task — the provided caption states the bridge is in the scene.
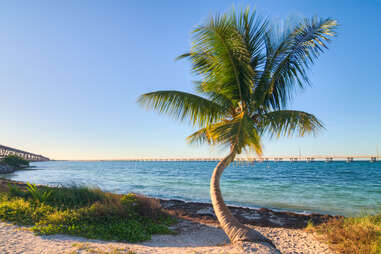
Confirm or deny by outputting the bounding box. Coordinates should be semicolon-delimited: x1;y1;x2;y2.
0;144;49;162
122;155;380;163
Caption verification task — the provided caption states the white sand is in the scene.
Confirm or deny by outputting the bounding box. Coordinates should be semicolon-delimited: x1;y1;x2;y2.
0;220;332;254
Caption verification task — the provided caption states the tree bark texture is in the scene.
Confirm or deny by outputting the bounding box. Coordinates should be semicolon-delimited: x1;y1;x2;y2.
210;148;276;248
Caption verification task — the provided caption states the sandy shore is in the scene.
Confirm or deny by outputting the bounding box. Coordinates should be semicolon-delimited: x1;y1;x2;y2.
0;219;333;254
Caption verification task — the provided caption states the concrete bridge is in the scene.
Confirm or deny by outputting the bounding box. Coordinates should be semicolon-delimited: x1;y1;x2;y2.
124;155;380;163
0;144;49;162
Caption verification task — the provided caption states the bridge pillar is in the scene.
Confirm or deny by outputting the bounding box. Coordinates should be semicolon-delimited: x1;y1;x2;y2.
306;157;315;162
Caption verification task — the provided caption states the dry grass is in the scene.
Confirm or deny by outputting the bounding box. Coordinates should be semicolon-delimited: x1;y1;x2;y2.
307;213;381;254
134;194;162;218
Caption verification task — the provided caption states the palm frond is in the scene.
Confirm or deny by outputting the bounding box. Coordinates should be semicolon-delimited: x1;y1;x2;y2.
187;113;262;156
181;12;255;106
256;17;338;110
259;110;324;138
240;114;263;155
137;91;226;127
186;127;214;146
233;7;269;69
193;81;235;112
186;119;240;148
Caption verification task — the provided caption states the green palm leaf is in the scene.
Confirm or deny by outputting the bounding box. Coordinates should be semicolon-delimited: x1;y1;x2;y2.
256;17;337;110
260;110;324;138
180;12;255;106
187;112;262;155
137;90;226;127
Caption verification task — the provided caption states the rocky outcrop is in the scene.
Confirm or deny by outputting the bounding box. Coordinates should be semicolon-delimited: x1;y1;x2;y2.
160;199;341;229
0;164;15;174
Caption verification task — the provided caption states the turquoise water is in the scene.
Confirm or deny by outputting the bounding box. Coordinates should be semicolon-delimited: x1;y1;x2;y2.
2;160;380;216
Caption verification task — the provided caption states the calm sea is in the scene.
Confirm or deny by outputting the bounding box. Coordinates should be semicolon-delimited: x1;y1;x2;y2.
2;160;380;216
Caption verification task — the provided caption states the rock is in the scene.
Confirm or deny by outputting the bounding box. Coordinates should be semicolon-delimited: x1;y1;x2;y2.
0;164;15;174
239;242;281;254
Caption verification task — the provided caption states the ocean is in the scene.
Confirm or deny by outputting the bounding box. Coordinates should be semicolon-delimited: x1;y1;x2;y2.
2;160;380;216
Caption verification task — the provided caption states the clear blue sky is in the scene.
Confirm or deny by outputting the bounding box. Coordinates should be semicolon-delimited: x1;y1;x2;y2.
0;0;380;160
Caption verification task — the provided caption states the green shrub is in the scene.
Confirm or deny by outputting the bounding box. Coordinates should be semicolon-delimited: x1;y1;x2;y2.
0;184;175;242
0;197;55;225
26;183;52;203
1;155;29;168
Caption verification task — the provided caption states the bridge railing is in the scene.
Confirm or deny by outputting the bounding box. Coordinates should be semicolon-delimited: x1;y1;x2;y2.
122;156;380;163
0;145;49;162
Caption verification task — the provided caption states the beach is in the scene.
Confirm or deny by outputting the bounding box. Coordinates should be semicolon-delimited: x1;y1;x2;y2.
0;215;332;254
1;161;378;253
0;177;335;254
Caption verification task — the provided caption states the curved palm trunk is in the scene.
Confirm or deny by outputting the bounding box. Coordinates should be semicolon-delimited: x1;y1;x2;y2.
210;149;276;247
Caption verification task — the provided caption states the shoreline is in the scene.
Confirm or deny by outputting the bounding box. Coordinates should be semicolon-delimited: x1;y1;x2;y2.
0;177;340;229
15;160;378;217
157;196;338;216
0;177;336;253
160;199;339;229
1;165;345;218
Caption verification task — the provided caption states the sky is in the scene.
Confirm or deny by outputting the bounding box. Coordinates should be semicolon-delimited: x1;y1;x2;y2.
0;0;380;160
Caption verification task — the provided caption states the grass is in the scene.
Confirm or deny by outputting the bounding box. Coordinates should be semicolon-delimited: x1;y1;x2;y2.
307;212;381;254
0;182;176;242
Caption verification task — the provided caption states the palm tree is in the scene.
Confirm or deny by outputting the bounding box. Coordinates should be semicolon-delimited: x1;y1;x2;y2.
138;8;337;248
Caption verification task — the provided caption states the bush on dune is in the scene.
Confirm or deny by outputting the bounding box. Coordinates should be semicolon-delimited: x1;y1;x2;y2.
308;212;381;254
0;183;175;242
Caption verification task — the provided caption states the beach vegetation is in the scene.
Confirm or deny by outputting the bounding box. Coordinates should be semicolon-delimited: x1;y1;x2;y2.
7;183;27;197
0;155;29;168
37;184;106;208
138;6;337;247
26;183;52;203
308;212;381;254
0;183;175;242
